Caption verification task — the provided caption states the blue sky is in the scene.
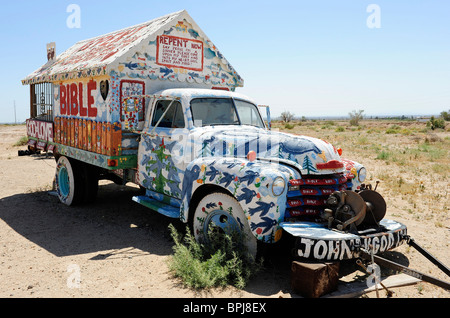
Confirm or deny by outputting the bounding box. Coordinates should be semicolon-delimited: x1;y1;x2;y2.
1;0;449;123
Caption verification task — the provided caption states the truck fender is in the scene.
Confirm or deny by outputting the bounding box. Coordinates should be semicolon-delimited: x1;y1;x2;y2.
180;157;292;243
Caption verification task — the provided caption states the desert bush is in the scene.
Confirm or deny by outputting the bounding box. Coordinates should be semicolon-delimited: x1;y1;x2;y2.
427;116;445;130
280;111;294;123
167;224;263;290
385;125;401;134
424;133;442;143
284;123;295;129
349;110;364;126
400;128;413;135
13;136;28;146
376;150;392;161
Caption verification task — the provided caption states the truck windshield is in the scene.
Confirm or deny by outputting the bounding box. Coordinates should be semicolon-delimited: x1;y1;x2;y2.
190;98;264;128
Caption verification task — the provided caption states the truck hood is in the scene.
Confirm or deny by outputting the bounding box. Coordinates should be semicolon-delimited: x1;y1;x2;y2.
191;125;345;175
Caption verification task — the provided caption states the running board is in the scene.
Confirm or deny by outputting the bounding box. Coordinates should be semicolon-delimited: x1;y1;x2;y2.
132;195;180;219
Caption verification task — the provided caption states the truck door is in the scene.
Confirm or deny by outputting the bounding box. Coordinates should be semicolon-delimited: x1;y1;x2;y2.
138;98;186;200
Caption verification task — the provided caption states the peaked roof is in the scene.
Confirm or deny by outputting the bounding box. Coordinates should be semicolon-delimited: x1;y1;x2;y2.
22;10;242;87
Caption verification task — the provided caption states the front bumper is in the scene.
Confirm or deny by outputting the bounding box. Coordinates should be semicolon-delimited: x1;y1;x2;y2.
280;219;407;261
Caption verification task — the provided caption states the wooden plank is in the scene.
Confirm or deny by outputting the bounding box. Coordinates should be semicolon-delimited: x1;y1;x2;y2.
91;121;97;153
325;273;421;298
365;273;421;292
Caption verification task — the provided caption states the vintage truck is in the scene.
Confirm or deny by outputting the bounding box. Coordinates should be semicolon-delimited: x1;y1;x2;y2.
22;10;407;261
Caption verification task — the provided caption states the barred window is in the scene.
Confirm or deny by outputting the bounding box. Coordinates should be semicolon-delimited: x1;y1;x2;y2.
30;82;54;122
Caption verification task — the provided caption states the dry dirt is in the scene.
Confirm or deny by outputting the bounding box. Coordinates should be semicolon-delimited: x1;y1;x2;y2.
0;123;448;299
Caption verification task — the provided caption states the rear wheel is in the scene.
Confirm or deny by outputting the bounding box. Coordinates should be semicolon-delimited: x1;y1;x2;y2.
55;156;83;206
192;192;258;260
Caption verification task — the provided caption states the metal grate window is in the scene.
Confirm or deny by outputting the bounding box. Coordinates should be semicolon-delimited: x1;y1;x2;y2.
31;82;54;122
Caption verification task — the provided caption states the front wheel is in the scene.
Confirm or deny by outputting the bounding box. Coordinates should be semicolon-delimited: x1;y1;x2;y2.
192;192;258;260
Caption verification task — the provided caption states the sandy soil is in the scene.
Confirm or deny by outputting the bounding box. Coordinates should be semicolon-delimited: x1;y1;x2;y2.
0;124;448;299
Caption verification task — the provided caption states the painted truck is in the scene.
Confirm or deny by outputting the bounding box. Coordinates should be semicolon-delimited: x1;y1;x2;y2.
22;10;407;261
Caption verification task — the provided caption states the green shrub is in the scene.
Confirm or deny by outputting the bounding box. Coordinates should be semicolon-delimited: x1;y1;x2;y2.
385;125;401;134
427;116;445;130
14;136;28;146
376;150;392;161
167;224;262;290
284;123;295;129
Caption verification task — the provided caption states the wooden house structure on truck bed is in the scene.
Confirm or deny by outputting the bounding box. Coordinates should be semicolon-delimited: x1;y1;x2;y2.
22;9;243;170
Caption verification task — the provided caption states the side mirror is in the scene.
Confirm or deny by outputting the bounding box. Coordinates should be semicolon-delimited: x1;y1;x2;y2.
258;105;271;130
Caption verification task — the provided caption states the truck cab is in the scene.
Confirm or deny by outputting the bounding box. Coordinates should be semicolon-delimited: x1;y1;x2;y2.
131;88;407;260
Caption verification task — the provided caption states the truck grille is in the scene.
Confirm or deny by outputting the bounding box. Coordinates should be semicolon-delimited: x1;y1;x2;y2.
285;174;353;221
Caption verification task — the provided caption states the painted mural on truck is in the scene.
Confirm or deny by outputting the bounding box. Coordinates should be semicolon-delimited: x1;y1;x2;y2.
22;11;243;91
138;130;300;243
109;18;242;89
136;113;366;244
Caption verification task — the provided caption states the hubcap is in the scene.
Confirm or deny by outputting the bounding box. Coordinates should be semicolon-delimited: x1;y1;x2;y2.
58;166;70;198
203;209;241;243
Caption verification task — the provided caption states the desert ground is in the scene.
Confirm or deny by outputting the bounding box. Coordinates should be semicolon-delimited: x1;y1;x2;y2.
0;120;448;299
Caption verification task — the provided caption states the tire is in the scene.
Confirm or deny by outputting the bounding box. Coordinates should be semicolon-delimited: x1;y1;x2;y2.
192;192;258;260
55;156;83;206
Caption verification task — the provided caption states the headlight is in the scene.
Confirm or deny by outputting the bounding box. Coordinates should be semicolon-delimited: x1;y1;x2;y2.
272;177;286;196
358;167;367;182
